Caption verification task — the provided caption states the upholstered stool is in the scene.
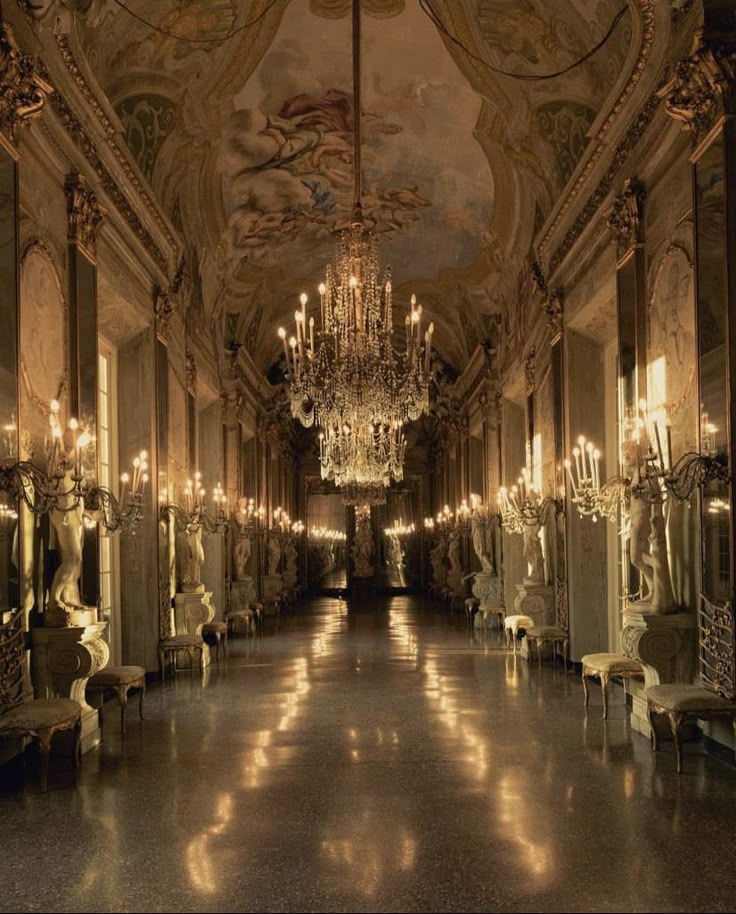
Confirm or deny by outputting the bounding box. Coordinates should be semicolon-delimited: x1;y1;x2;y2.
504;615;534;653
0;699;81;792
225;608;255;637
647;684;736;774
581;653;644;719
464;597;479;625
158;635;204;680
526;625;569;668
86;665;146;734
202;621;229;662
477;606;505;630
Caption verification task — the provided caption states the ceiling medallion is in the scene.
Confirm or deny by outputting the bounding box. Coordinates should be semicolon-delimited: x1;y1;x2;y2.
278;0;433;494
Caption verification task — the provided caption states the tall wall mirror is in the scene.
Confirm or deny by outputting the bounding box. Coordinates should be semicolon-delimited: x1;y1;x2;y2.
376;482;421;591
0;143;19;616
307;486;347;591
695;136;731;606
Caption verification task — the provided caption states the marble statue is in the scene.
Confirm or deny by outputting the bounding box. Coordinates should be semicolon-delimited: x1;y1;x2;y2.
283;536;298;590
48;479;85;615
387;534;406;587
447;529;464;593
351;512;373;578
522;519;544;583
471;513;497;574
429;536;448;588
267;534;282;577
629;483;676;614
233;534;252;581
182;523;205;592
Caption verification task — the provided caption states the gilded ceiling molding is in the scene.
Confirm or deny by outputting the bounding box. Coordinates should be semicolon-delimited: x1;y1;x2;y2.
52;31;180;259
537;0;656;259
606;177;646;261
548;94;660;276
657;32;736;152
41;64;170;276
0;21;51;140
65;172;106;260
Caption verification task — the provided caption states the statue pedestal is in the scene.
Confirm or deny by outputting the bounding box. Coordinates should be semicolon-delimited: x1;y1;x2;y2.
31;622;109;753
622;609;696;737
231;578;256;611
472;573;501;628
175;591;215;667
515;581;554;659
262;574;283;605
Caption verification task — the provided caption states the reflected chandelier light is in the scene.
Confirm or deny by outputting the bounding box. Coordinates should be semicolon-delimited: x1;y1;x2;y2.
278;0;433;493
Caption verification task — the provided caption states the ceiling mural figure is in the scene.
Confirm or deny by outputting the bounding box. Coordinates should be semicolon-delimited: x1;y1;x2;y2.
74;0;634;372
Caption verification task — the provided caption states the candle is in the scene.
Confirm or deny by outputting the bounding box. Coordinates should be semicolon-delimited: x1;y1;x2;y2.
665;421;673;470
573;447;582;485
319;283;326;330
278;327;289;368
309;316;315;356
564;459;577;498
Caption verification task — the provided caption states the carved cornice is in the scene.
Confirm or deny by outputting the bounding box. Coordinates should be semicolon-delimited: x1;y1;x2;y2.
0;22;51;141
606;178;646;261
545;289;564;346
53;32;179;256
538;0;656;262
658;34;736;151
154;286;174;343
65;172;106;259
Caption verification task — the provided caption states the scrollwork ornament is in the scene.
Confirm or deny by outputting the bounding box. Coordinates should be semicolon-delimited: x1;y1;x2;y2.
154;286;174;342
65;173;106;259
185;347;197;395
0;22;52;141
524;347;536;396
545;289;564;345
606;178;645;261
658;36;736;149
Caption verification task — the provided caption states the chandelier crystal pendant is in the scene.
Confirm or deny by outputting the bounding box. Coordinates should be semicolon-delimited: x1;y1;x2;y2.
278;0;433;494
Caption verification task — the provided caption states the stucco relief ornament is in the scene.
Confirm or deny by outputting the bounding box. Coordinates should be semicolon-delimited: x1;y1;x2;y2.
658;35;736;148
154;286;174;342
0;23;52;140
545;290;564;345
185;347;197;395
65;173;106;259
606;178;645;261
524;347;536;396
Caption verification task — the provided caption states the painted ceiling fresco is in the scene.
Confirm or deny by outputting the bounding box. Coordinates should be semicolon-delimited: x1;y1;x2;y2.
78;0;632;371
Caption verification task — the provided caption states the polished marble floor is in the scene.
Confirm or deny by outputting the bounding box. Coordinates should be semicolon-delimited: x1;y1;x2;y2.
3;596;736;913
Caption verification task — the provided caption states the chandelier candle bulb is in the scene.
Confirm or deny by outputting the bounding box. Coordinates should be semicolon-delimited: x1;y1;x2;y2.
279;327;289;370
564;460;578;498
309;316;315;356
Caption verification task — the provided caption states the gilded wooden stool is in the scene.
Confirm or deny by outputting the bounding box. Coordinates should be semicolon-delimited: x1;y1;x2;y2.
503;614;533;653
202;621;229;662
0;611;82;791
647;685;736;774
87;665;146;735
526;625;569;669
581;652;644;719
158;634;204;679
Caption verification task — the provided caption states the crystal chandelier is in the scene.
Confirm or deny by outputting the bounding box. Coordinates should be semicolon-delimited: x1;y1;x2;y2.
278;0;433;493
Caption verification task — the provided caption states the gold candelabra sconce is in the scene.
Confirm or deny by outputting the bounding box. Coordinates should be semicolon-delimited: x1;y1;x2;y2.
160;472;229;535
497;467;562;534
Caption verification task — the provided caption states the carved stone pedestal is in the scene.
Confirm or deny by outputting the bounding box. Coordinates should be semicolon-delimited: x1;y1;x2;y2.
622;609;696;737
175;591;215;667
31;622;109;753
231;578;256;611
515;581;554;659
262;574;283;604
472;572;501;628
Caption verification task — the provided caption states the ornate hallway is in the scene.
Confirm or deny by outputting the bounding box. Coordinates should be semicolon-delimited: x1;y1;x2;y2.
3;598;736;913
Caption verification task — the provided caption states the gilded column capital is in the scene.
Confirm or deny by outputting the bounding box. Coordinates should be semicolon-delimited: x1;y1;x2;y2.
524;347;536;396
65;172;106;260
0;23;51;141
606;178;645;261
154;286;174;343
658;32;736;150
545;289;564;345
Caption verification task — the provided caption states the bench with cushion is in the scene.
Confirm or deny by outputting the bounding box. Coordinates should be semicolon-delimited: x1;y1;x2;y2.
86;665;145;734
581;652;644;719
526;625;569;668
503;614;533;653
